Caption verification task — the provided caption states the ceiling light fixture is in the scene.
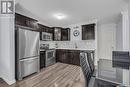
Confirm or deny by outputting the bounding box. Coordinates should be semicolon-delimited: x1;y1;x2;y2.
53;13;66;20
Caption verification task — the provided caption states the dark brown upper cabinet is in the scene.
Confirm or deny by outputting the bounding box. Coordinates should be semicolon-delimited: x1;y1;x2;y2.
53;27;70;41
82;24;95;40
53;27;62;41
15;13;39;30
38;23;53;33
61;28;70;41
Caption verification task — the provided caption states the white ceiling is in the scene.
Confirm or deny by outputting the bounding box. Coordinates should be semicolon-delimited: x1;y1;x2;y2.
16;0;128;27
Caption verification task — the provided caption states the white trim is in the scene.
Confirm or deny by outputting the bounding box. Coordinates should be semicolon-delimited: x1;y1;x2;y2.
2;78;16;85
0;71;16;85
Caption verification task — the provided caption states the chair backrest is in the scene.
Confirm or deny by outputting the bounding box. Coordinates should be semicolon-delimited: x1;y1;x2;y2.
87;52;95;74
80;52;92;87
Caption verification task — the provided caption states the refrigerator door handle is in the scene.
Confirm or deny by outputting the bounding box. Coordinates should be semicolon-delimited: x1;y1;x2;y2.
20;57;38;61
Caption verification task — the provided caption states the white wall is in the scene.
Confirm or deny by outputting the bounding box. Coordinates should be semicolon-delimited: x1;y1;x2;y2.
69;25;82;41
128;0;130;86
121;10;130;86
116;16;123;51
129;0;130;52
121;11;130;51
128;0;130;85
0;6;15;86
98;23;116;60
116;10;130;86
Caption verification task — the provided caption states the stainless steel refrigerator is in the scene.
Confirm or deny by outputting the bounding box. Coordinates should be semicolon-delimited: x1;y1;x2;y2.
15;26;40;80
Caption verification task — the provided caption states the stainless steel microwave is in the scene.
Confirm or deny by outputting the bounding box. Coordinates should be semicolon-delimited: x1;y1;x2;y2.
42;32;52;41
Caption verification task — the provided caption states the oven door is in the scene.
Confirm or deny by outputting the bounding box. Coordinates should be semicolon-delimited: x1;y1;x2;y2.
45;50;56;66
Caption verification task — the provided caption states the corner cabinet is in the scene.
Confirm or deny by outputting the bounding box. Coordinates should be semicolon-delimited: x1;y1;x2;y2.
53;27;70;41
82;24;95;40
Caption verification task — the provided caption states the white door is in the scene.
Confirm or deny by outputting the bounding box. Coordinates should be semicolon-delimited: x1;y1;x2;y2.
98;24;116;60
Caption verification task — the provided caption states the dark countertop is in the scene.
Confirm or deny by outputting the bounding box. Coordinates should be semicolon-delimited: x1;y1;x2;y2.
56;48;95;51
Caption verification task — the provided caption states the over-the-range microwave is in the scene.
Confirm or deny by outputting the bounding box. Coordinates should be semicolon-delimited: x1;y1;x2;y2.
41;32;53;41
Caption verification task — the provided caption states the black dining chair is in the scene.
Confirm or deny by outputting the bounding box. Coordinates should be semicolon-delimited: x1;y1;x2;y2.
80;52;121;87
87;52;95;76
80;52;92;87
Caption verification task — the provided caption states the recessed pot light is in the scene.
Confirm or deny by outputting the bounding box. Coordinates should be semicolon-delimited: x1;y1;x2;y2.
53;13;66;20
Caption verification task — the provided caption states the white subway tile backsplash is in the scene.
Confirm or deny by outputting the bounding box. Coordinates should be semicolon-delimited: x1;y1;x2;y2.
40;40;95;50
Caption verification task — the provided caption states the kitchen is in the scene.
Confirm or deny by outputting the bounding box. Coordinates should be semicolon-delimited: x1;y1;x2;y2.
0;0;130;87
15;12;96;79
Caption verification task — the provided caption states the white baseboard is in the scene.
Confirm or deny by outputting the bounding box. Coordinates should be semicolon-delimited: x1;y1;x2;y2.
2;77;16;85
0;74;16;85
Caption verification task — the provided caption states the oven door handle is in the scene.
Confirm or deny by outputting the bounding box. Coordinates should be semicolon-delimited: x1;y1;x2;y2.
46;50;55;58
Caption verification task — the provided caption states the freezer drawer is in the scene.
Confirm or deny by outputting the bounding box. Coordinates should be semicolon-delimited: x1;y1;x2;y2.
19;57;39;79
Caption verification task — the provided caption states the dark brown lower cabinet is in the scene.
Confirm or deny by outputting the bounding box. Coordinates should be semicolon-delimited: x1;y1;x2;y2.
72;51;80;65
56;49;80;66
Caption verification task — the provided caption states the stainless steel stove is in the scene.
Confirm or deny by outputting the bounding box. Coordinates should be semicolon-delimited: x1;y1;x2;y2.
40;44;56;69
45;49;56;67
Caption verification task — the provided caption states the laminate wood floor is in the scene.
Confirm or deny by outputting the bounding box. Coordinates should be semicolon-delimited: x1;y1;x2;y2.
0;63;85;87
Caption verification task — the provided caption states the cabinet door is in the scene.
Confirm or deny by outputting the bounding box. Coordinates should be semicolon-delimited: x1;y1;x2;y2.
56;50;65;63
54;28;61;41
72;51;80;66
45;27;53;33
66;50;80;66
82;24;95;40
56;50;62;62
61;28;70;41
15;13;26;26
66;51;73;64
62;52;68;63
